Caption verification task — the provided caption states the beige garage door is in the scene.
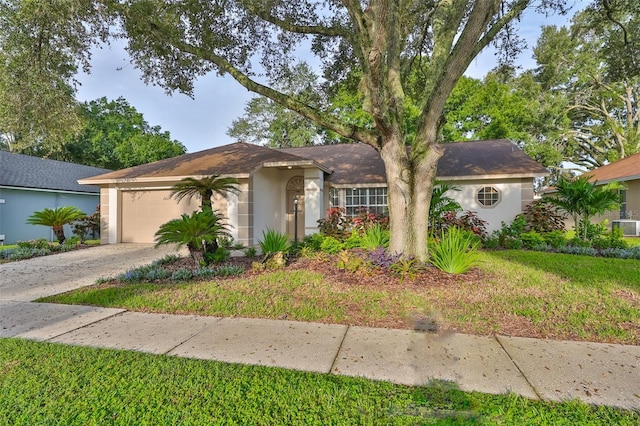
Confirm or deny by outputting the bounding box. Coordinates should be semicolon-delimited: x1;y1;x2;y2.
120;190;197;243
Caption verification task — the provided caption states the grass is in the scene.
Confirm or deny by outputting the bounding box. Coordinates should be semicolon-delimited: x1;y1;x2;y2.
40;250;640;344
1;338;638;425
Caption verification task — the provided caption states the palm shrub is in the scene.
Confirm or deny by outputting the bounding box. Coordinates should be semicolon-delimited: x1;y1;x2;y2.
26;206;86;244
428;226;480;274
154;210;231;265
258;228;290;255
429;181;462;234
544;176;624;241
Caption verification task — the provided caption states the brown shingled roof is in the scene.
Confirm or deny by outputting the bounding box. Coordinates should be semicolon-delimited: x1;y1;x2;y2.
80;142;319;182
281;139;548;184
82;139;548;184
436;139;548;179
583;152;640;183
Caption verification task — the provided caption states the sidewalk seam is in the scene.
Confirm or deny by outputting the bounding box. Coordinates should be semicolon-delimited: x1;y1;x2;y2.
162;317;223;356
328;325;350;375
43;309;129;342
494;335;543;401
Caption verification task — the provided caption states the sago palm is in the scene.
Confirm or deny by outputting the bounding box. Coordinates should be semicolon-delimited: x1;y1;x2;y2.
170;175;239;212
26;206;86;244
154;210;230;265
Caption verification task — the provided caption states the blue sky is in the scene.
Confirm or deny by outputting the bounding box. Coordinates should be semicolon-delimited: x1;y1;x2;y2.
75;3;584;153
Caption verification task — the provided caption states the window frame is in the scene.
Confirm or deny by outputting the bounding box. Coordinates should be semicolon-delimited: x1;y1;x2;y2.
477;186;500;208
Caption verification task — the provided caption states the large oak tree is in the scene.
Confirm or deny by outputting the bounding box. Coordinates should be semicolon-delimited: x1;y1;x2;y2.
110;0;571;260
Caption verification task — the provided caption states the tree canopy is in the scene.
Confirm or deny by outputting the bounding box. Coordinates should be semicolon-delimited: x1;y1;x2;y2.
0;0;110;154
3;0;578;260
63;97;186;169
532;2;640;169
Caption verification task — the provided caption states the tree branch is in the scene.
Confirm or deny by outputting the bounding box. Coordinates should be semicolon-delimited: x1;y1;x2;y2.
240;1;350;38
173;40;379;146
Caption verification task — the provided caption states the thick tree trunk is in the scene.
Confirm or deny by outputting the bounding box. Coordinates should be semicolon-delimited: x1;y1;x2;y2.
380;136;442;262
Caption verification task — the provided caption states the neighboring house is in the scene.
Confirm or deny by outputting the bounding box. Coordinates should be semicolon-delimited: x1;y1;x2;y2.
79;139;548;246
584;152;640;236
0;151;111;244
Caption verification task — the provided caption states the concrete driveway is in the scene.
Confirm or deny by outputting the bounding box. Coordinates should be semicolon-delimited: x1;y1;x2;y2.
0;244;184;302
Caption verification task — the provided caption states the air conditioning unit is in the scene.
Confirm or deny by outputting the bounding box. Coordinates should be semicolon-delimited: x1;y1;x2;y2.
612;220;640;236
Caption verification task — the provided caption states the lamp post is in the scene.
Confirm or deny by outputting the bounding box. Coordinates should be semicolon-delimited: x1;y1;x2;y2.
294;195;299;246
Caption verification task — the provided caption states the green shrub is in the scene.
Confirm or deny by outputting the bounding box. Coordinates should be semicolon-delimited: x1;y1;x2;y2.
244;247;258;257
502;237;523;250
390;258;422;282
63;236;81;247
593;227;629;250
543;230;567;249
483;235;500;249
359;223;389;250
302;233;325;251
520;231;545;249
205;247;230;264
429;227;480;274
259;229;291;255
336;250;366;273
320;236;343;254
342;231;362;249
576;220;607;242
498;215;527;245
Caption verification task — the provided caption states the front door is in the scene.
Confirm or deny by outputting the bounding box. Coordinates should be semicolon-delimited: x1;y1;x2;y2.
286;176;305;242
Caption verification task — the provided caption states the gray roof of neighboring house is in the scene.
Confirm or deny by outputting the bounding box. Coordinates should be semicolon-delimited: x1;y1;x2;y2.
0;151;111;193
81;139;548;185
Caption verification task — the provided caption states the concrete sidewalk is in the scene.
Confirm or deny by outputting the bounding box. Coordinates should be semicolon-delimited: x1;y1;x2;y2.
1;244;639;410
1;300;638;410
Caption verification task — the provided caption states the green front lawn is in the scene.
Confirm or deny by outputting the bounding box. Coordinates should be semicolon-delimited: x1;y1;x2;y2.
1;338;637;425
40;250;640;345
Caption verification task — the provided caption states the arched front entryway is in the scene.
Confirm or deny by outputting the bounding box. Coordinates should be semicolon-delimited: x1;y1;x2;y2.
286;176;305;242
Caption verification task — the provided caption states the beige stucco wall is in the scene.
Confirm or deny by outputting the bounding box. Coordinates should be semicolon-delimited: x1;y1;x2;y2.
252;169;281;245
446;178;532;234
590;179;640;233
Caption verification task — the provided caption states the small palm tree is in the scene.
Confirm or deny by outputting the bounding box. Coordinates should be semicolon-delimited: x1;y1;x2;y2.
545;175;624;241
170;175;239;212
26;206;86;244
429;181;462;234
154;210;231;264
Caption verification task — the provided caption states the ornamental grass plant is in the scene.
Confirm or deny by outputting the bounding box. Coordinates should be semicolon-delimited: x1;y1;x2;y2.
428;226;480;274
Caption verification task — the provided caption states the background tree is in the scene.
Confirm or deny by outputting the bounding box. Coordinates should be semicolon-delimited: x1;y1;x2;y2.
227;63;325;147
26;206;86;244
63;97;186;169
0;0;110;156
533;3;640;169
110;0;570;260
